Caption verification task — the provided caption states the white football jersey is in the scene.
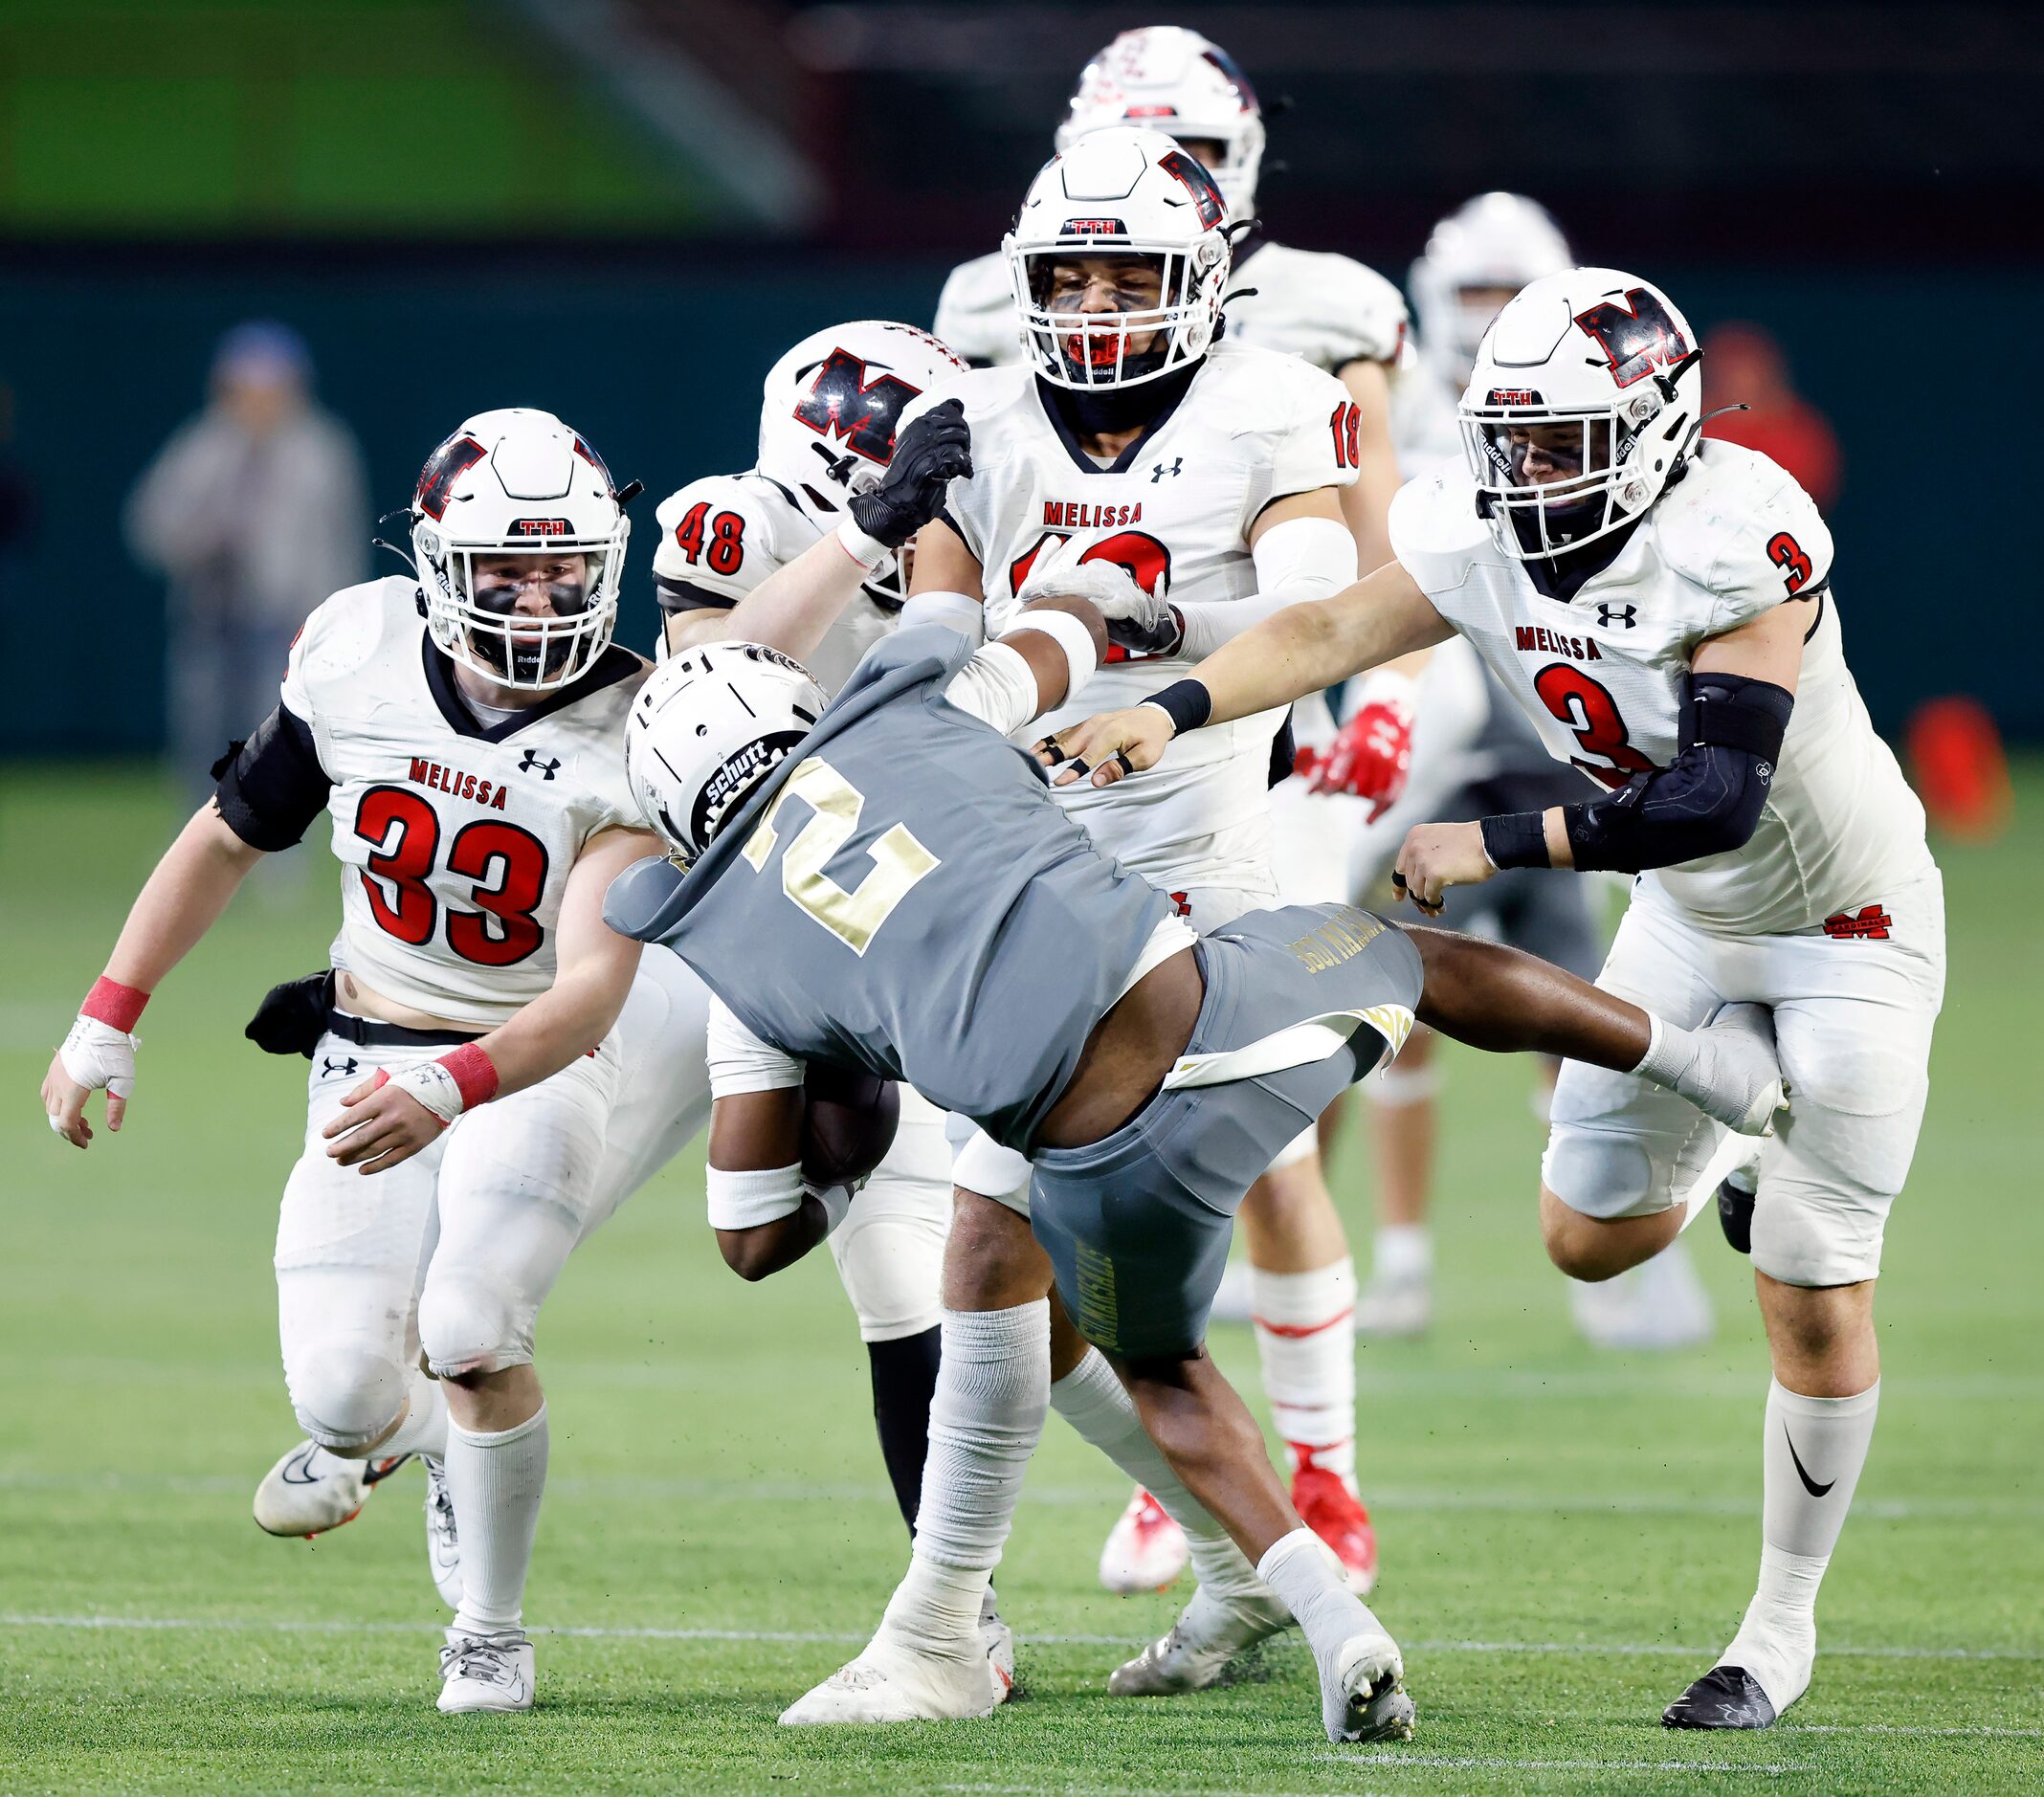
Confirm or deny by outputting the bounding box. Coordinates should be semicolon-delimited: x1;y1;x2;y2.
652;470;898;695
283;577;649;1026
933;251;1026;368
935;337;1357;891
1389;442;1932;934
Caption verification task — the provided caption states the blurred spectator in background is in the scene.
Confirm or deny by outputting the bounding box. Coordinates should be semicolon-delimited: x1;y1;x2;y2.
124;321;367;794
0;379;36;598
1700;322;1842;508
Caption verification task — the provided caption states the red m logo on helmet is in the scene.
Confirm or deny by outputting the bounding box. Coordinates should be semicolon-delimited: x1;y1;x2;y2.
1573;289;1692;388
792;349;924;466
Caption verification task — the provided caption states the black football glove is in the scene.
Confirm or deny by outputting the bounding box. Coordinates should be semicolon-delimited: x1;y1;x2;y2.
847;399;972;550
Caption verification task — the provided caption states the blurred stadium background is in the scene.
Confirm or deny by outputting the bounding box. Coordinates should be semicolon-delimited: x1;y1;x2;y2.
3;4;2040;1791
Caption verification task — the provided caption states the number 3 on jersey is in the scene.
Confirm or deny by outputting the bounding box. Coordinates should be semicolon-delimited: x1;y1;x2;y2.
742;757;939;955
1532;664;1654;789
354;788;549;966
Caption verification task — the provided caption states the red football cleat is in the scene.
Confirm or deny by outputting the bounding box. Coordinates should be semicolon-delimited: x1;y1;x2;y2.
1292;1463;1378;1595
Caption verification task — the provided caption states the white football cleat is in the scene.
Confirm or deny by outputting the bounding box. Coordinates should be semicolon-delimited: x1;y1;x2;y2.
1107;1586;1292;1696
779;1633;1010;1725
979;1596;1015;1696
253;1441;408;1538
1354;1267;1431;1339
1100;1488;1189;1594
1326;1631;1416;1742
437;1630;534;1714
1571;1239;1715;1352
423;1455;462;1609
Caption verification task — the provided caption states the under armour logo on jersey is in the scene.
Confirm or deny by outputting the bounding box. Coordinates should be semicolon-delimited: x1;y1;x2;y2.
321;1056;359;1079
1597;604;1638;629
1151;457;1183;482
518;749;561;780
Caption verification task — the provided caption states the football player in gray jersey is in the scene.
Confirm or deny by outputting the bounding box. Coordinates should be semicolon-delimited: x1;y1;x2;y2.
604;565;1788;1742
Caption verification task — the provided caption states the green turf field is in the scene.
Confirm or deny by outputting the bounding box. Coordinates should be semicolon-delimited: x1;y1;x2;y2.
3;765;2040;1795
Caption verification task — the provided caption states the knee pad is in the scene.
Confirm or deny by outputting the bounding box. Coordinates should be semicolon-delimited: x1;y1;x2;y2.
1748;1110;1903;1289
286;1342;411;1453
417;1274;533;1379
828;1175;948;1342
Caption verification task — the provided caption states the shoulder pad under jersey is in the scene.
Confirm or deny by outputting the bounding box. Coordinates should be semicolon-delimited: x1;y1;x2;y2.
1655;442;1835;636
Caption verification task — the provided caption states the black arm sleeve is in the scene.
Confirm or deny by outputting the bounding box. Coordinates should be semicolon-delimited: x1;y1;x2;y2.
655;574;739;616
1562;672;1793;875
213;705;332;851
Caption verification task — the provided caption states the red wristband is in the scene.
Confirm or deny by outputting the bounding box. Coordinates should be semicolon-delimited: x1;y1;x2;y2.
436;1043;500;1112
81;977;150;1033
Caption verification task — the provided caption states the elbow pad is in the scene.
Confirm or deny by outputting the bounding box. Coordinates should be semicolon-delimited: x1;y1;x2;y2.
214;705;331;851
1564;673;1792;874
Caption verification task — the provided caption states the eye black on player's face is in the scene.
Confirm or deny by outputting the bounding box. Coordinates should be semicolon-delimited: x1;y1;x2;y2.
471;552;591;617
1043;255;1166;317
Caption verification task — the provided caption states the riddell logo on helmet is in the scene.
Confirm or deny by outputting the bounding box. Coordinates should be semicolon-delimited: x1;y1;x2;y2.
508;517;574;537
1061;217;1128;235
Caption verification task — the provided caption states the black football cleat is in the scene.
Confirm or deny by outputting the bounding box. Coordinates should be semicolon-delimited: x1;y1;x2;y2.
1717;1175;1756;1255
1662;1665;1777;1729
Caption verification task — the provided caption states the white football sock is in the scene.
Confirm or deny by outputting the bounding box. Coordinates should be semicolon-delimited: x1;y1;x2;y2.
446;1403;548;1639
1050;1348;1264;1603
1251;1258;1358;1489
1371;1226;1432;1285
880;1302;1048;1654
1256;1526;1389;1662
380;1368;449;1461
1723;1379;1879;1711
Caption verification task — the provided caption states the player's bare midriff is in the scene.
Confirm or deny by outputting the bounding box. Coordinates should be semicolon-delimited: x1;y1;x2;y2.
335;969;482;1035
1035;945;1203;1150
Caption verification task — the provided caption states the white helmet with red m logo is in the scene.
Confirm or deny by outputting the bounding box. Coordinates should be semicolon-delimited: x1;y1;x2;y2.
1055;27;1265;224
756;321;968;602
1459;268;1703;561
411;408;632;691
1005;125;1233;393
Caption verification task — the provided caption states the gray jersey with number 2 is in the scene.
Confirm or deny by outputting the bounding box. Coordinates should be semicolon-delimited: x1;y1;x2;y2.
605;627;1170;1152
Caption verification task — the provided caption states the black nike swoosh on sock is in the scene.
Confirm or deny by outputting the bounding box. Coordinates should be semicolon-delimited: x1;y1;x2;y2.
1784;1426;1835;1498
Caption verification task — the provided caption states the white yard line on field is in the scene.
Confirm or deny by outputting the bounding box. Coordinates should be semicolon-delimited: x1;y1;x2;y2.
3;1612;2039;1666
6;1464;2039;1524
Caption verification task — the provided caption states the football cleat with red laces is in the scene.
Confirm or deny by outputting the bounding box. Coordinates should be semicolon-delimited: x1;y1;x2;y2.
1098;1487;1191;1594
1292;1463;1378;1595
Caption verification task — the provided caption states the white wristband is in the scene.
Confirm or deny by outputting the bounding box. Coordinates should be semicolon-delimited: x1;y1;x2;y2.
810;1182;855;1234
834;517;891;572
706;1162;806;1231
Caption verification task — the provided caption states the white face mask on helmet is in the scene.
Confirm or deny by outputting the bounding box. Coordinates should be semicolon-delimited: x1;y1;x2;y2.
1411;192;1574;387
1005;125;1233;394
754;321;967;608
411;408;630;691
624;641;829;863
1459;268;1703;562
1056;26;1264;225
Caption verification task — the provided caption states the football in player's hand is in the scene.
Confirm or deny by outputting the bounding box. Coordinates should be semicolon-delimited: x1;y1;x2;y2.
800;1063;900;1187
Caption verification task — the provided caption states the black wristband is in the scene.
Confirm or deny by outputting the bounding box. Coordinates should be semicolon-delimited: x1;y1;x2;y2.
1479;810;1551;870
1143;679;1212;737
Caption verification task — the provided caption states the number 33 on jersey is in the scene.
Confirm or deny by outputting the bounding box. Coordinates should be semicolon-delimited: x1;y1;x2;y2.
285;577;648;1025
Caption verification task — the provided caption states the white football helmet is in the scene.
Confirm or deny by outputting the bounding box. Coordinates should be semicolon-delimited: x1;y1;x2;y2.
755;321;967;606
1411;193;1574;386
411;409;630;691
625;641;828;862
1005;125;1232;392
1460;268;1703;562
1056;27;1264;224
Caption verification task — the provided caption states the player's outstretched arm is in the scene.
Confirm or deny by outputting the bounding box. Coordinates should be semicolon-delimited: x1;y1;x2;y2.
1039;558;1454;788
42;803;268;1148
322;824;659;1174
692;399;973;662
